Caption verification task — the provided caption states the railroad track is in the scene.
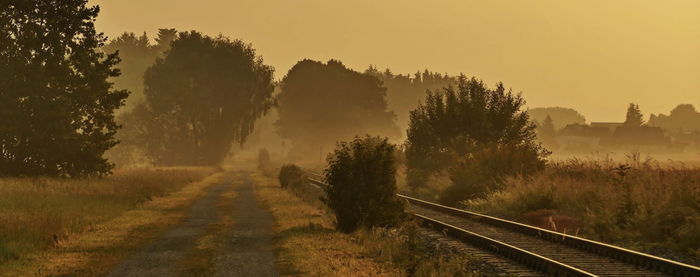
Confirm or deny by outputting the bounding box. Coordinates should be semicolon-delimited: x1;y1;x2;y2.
303;174;700;277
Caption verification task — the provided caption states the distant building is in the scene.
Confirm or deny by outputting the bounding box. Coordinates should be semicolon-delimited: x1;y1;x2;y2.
556;122;674;152
590;122;623;133
556;135;601;152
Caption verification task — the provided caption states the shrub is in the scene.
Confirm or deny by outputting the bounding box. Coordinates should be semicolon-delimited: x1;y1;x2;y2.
278;164;306;189
440;143;546;205
405;76;548;203
323;136;405;233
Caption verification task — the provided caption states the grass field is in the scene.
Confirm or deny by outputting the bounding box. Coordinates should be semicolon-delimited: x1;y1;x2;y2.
0;167;220;275
464;157;700;264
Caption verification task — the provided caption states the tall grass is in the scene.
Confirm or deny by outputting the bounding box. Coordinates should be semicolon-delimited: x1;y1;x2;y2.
464;156;700;262
0;167;216;264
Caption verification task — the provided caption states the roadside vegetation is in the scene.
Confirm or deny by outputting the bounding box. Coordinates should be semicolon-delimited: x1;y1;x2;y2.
0;167;219;275
253;172;401;276
278;164;306;189
256;170;484;276
323;136;405;233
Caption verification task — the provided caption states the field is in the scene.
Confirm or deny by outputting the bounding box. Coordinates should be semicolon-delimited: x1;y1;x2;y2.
463;156;700;264
0;167;219;273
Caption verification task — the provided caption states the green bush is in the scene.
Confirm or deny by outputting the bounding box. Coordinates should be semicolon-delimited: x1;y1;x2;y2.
323;136;405;233
440;143;546;205
278;164;306;189
405;76;548;204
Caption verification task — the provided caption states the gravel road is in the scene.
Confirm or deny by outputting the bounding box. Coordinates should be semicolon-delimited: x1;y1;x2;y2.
215;174;278;276
104;171;278;277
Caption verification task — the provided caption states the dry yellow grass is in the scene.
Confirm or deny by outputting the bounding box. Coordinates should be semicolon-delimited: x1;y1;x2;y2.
465;157;700;261
251;172;401;276
0;167;222;276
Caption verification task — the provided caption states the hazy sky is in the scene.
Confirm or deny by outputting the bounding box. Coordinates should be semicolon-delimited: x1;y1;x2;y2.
91;0;700;122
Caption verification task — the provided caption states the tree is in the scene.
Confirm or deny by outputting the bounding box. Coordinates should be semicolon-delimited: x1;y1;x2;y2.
0;1;129;177
103;29;177;112
276;60;400;161
537;115;559;150
134;31;275;165
649;104;700;132
323;136;405;233
624;103;644;127
365;66;456;137
528;107;586;130
103;29;177;166
405;76;548;204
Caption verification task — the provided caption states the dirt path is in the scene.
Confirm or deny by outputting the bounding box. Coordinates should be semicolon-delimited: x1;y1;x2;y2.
215;174;278;276
104;171;278;277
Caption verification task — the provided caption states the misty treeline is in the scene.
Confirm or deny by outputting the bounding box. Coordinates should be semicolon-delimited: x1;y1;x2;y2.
0;0;547;183
102;29;177;111
275;60;398;160
110;37;459;166
534;103;700;152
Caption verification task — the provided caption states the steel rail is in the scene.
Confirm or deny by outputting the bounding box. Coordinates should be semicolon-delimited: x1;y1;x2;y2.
413;214;596;277
302;173;700;276
398;194;700;277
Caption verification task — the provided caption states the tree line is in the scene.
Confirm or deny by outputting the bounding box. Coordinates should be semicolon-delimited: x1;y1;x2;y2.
535;103;700;152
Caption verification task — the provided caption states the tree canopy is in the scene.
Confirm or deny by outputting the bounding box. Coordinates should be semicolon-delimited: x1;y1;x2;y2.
405;76;547;204
537;115;559;150
103;29;177;112
0;0;128;177
129;31;275;165
528;107;586;130
365;67;456;136
649;104;700;132
276;60;399;161
624;103;644;127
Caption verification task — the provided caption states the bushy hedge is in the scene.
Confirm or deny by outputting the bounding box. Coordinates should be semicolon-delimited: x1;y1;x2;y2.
278;164;306;188
323;136;405;233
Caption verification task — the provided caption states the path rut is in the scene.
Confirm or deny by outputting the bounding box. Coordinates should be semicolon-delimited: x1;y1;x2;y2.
215;174;278;276
104;171;278;277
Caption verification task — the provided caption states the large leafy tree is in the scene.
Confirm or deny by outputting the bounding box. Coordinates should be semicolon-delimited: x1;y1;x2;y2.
0;1;129;177
276;60;399;161
134;31;275;165
405;76;548;204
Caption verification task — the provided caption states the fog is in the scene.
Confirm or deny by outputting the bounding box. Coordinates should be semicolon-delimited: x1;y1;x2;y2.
90;0;700;122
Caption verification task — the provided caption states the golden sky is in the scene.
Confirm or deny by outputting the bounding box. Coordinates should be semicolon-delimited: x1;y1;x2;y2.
91;0;700;122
